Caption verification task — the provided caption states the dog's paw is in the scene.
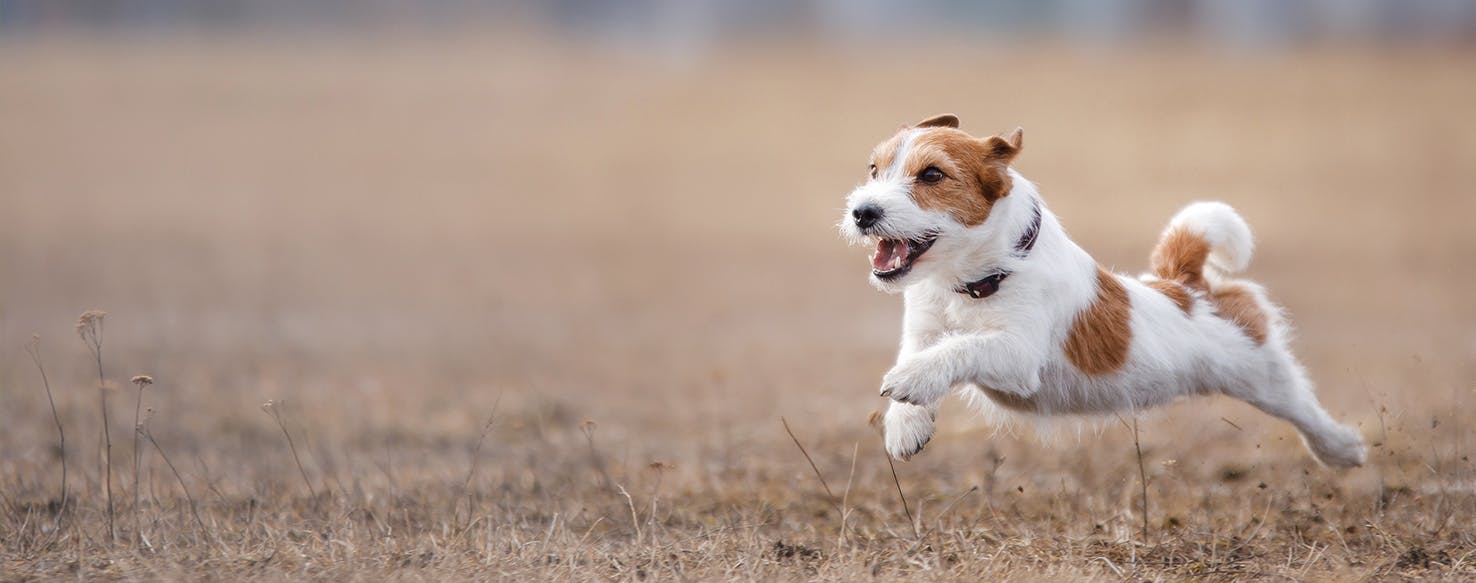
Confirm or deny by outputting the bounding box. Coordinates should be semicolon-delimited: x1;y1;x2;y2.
880;357;949;406
884;402;935;461
1307;424;1368;468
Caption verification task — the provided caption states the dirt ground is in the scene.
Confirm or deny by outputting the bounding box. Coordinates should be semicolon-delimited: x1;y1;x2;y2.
1;32;1474;580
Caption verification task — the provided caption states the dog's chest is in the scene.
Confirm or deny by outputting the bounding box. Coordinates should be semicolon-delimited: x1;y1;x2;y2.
938;296;1012;333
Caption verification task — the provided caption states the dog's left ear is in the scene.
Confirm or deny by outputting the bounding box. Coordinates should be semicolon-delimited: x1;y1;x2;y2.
983;127;1024;162
914;114;960;129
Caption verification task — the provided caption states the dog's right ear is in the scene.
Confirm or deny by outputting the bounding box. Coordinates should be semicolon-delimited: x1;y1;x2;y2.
913;114;960;129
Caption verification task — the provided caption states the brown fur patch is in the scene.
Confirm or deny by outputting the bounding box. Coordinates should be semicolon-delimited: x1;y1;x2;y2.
1063;268;1133;375
1150;226;1267;344
1146;279;1194;314
1210;283;1270;345
902;129;1018;226
1150;228;1211;291
913;113;959;128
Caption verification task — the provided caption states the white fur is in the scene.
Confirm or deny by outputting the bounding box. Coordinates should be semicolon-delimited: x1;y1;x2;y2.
1167;201;1255;274
842;170;1367;468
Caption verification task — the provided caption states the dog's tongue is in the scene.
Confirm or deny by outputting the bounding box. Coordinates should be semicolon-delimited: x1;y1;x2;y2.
872;239;909;271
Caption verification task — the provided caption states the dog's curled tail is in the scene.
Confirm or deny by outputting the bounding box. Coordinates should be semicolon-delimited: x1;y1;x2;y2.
1151;202;1254;286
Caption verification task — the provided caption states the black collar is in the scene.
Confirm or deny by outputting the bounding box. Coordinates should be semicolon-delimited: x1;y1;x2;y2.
956;201;1042;299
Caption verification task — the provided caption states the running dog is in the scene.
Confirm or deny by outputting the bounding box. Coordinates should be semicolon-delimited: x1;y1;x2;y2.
840;114;1366;467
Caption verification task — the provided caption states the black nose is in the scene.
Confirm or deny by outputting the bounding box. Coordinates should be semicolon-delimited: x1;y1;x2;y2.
853;204;884;229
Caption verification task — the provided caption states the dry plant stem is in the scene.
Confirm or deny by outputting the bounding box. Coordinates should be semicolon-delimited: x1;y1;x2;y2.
646;465;665;540
930;486;980;535
24;337;67;522
132;384;145;545
1132;416;1150;546
99;390;114;544
838;442;859;548
779;417;841;514
78;312;115;545
885;451;918;539
141;427;207;537
459;391;503;523
617;484;641;545
906;485;981;554
579;421;613;491
265;403;317;499
1376;404;1389;514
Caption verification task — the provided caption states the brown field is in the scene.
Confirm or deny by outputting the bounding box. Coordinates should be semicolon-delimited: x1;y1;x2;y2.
1;33;1474;580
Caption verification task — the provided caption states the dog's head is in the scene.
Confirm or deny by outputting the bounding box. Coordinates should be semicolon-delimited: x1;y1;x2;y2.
840;114;1024;292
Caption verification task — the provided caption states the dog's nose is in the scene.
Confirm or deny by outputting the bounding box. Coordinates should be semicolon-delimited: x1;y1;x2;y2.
853;204;884;229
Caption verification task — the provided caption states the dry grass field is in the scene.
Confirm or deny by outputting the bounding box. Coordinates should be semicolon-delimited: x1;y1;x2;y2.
1;32;1474;580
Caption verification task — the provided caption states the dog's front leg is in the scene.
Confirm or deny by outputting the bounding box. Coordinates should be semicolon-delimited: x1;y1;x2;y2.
880;334;1040;461
880;291;949;460
881;332;1042;407
883;400;937;461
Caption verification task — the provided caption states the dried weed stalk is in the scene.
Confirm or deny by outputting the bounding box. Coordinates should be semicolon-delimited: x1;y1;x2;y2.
780;417;841;515
138;409;207;538
459;391;503;524
130;374;153;545
24;334;67;523
261;400;317;499
76;309;114;544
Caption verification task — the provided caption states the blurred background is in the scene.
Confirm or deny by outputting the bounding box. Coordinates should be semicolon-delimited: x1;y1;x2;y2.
0;2;1473;576
5;0;1476;47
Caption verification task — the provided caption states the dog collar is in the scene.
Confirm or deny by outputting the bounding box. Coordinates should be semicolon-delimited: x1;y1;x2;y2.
956;201;1041;299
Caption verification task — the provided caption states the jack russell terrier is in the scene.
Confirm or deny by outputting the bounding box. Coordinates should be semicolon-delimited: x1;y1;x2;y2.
840;114;1366;468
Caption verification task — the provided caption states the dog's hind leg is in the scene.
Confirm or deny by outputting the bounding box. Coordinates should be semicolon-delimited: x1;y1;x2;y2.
1225;351;1366;467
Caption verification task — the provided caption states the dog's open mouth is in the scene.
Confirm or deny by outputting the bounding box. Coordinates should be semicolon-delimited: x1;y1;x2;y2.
870;235;937;280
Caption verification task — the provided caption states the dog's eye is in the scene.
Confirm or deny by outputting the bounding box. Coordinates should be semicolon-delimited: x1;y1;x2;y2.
869;164;878;179
917;167;946;184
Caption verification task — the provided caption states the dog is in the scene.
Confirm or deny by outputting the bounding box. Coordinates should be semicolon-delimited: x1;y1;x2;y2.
840;114;1367;468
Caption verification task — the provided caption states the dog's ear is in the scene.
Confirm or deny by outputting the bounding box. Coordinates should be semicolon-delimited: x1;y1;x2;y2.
971;127;1023;201
982;127;1024;162
913;114;960;129
1005;126;1023;150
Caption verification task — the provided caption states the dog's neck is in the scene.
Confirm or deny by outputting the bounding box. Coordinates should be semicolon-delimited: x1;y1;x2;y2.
950;174;1046;299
